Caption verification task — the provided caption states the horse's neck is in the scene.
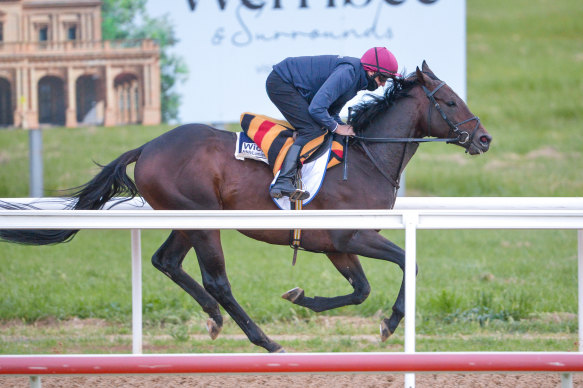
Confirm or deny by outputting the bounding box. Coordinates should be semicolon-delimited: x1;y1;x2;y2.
361;99;423;181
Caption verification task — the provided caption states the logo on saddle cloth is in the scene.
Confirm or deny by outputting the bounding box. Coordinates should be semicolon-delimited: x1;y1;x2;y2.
240;113;344;175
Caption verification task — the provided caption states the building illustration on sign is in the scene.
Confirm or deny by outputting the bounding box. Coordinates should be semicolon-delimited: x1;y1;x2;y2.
0;0;161;128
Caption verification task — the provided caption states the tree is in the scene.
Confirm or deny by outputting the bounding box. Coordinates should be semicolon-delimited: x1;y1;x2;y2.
101;0;188;123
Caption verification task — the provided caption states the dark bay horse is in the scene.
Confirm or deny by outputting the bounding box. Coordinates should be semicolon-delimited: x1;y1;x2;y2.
0;62;491;352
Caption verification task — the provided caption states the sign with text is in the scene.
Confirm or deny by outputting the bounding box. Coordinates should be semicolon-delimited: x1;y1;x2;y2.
161;0;465;123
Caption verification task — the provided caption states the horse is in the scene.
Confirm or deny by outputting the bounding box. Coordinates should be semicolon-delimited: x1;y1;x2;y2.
0;62;491;353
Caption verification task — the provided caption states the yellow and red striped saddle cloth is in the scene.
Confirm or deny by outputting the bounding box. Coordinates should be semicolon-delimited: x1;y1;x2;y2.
240;112;344;176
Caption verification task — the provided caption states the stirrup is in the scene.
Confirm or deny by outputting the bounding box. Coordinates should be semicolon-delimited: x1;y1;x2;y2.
288;189;309;202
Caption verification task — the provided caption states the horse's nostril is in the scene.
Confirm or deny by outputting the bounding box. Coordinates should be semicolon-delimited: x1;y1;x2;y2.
479;135;490;144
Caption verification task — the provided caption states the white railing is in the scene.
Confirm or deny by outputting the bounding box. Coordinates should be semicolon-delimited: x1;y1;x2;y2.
1;197;583;388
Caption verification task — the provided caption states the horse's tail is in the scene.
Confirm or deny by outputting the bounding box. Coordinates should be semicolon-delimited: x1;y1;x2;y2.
0;145;145;245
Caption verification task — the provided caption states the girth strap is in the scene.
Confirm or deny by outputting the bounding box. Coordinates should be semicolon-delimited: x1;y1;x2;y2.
290;169;303;266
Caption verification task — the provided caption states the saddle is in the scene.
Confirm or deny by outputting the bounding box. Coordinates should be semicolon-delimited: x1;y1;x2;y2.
239;112;345;176
239;112;349;265
239;112;350;264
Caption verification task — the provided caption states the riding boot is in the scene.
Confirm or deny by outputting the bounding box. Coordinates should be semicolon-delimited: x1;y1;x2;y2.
269;144;310;201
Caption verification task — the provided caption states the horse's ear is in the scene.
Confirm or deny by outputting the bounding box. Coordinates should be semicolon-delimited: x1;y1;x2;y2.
421;60;435;76
416;66;427;86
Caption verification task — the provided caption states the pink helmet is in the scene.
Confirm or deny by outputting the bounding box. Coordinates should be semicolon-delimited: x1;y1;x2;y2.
361;47;400;77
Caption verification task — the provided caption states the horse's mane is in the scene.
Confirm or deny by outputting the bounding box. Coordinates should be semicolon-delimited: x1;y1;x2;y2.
348;71;439;132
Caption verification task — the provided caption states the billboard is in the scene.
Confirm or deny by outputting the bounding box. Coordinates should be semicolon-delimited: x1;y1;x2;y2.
147;0;466;124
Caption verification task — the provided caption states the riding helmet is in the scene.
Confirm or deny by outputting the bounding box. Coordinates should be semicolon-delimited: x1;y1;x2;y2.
361;47;400;77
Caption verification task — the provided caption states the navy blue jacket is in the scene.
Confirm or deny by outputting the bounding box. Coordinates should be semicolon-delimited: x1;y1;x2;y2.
272;55;368;132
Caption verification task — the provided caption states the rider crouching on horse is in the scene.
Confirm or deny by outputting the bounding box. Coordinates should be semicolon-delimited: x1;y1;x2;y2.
266;47;400;201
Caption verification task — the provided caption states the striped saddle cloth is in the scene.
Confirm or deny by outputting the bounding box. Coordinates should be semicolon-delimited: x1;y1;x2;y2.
240;112;345;176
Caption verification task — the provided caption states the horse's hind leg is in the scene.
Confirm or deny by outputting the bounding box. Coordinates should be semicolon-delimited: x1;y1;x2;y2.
187;229;283;353
282;252;371;312
151;231;223;340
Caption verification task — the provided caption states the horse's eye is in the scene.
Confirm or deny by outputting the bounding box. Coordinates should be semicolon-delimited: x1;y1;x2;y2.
446;101;456;107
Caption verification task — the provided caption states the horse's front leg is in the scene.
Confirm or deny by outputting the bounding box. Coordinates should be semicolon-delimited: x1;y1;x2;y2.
334;229;413;341
282;252;371;312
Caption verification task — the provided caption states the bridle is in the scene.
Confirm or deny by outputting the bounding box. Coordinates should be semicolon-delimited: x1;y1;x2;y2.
422;81;481;149
352;80;481;146
346;79;482;188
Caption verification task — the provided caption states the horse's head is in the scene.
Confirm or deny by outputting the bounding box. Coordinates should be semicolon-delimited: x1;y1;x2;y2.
415;61;492;155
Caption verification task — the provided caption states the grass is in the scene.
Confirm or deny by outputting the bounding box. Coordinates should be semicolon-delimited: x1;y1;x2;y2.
406;0;583;197
1;0;582;354
1;314;578;354
0;229;577;322
0;227;578;353
0;125;171;197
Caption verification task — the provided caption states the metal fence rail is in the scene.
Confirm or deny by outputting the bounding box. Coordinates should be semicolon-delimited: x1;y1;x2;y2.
1;352;583;374
1;197;582;388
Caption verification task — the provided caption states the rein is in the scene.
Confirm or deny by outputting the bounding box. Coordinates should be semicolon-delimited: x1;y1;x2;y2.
353;135;458;144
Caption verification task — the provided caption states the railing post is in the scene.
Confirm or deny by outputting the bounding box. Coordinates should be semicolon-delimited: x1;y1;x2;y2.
28;129;43;197
131;229;143;354
29;376;41;388
561;372;573;388
403;212;418;388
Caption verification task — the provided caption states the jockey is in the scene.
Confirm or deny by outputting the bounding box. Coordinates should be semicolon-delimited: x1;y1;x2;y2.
266;47;400;201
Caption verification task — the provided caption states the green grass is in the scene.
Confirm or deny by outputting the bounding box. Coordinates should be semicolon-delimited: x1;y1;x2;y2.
1;229;576;323
406;0;583;197
0;125;172;197
1;0;582;354
0;228;579;353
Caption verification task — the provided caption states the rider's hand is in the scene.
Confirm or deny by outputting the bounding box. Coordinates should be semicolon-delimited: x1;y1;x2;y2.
335;124;355;136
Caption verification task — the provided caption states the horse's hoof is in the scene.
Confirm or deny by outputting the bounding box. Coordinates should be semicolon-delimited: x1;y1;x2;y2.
206;318;221;340
273;347;286;353
380;319;393;342
282;287;304;303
